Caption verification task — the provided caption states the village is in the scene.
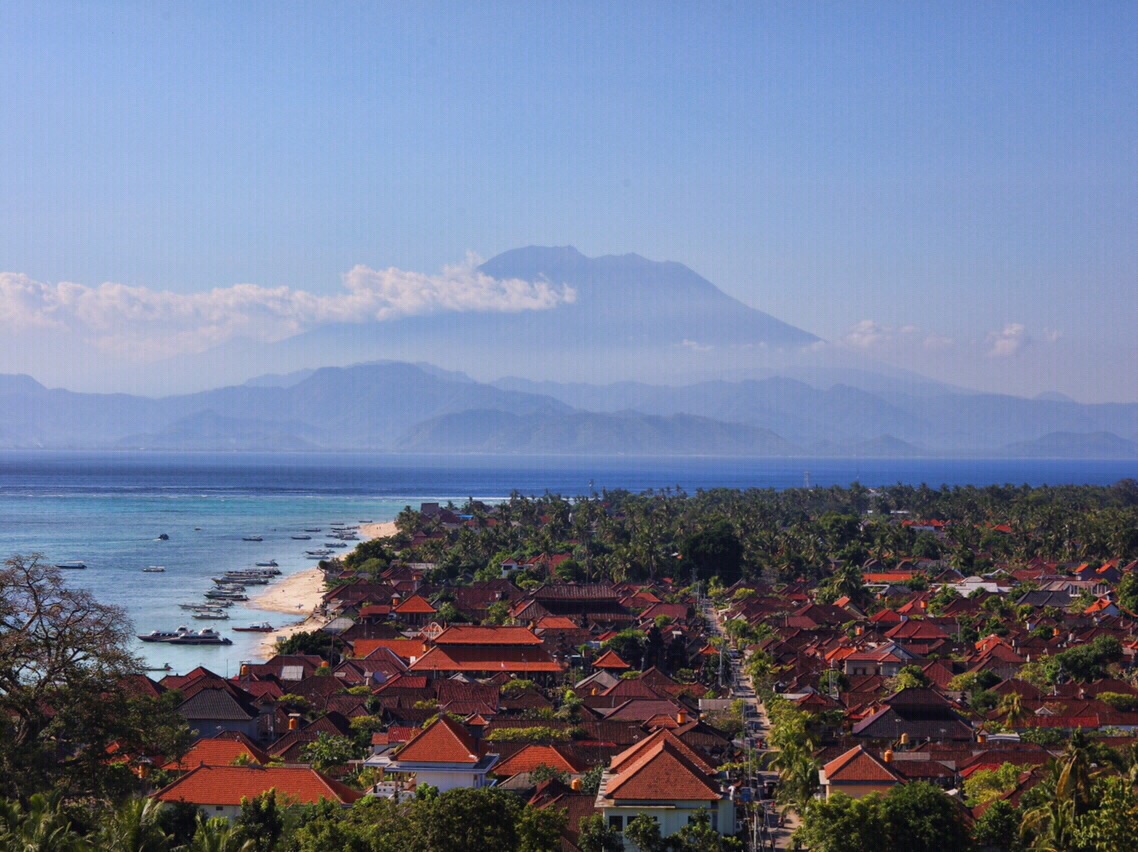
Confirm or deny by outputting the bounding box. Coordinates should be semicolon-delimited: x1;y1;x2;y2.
7;483;1138;850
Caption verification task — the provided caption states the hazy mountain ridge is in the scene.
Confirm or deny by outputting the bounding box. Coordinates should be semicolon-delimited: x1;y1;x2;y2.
2;361;1137;456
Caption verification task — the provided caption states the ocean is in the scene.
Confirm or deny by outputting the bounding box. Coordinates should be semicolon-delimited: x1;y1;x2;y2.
3;450;1137;674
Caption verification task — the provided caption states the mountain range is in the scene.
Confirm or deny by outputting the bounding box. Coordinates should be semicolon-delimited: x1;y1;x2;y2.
2;361;1138;456
3;246;1135;456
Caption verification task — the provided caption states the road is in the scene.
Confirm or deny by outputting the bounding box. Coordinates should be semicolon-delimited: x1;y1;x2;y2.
701;597;800;851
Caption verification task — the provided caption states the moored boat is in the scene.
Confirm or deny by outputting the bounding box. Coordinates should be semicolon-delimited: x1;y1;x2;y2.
137;626;192;642
167;628;232;646
54;561;87;570
255;560;279;568
142;565;166;573
242;535;263;542
232;622;275;632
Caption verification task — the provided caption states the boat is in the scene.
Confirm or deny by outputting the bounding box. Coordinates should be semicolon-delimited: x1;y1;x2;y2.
242;535;263;542
204;590;248;601
54;561;87;570
192;610;229;620
137;626;192;643
291;534;312;540
255;560;279;568
180;599;233;609
146;663;173;672
324;541;348;548
304;528;322;533
157;533;169;540
232;622;275;632
142;565;166;573
167;628;232;646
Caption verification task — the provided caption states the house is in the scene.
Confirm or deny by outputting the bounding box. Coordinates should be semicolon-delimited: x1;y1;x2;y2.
364;715;499;794
153;764;361;821
594;729;734;844
408;625;563;679
818;745;903;799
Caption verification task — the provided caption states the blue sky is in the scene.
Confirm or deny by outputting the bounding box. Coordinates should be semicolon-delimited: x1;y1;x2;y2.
2;2;1136;400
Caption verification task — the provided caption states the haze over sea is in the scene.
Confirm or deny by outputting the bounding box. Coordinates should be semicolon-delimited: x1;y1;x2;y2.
3;450;1137;673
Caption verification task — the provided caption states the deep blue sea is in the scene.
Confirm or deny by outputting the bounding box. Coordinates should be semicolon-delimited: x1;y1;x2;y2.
3;451;1138;673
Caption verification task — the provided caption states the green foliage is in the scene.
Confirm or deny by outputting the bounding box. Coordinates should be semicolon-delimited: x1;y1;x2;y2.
798;783;970;852
795;792;889;852
300;732;358;772
576;814;623;852
233;790;283;852
0;554;193;802
681;520;744;585
625;813;666;852
971;799;1022;851
964;762;1025;807
1049;634;1122;683
580;764;605;796
274;629;334;660
484;726;570;743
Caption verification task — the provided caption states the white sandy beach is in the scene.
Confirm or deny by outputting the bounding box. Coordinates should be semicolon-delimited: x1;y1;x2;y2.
248;519;398;656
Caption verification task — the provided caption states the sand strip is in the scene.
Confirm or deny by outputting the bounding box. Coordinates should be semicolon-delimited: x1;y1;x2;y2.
247;519;397;658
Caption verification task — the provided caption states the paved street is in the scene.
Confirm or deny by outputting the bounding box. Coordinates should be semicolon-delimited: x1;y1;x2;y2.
701;598;800;851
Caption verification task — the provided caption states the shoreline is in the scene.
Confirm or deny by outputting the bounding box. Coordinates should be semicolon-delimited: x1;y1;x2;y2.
247;520;397;658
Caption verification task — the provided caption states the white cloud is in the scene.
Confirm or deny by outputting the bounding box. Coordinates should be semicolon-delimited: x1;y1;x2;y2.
680;339;713;352
1042;327;1062;344
923;334;955;351
986;323;1028;357
842;319;891;349
0;257;575;360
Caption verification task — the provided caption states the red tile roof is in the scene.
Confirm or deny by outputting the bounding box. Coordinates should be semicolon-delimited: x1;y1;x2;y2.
823;745;902;784
409;644;562;673
153;765;362;806
494;744;586;777
433;625;544;646
604;739;721;801
593;649;631;670
161;734;270;771
352;638;428;661
394;594;437;615
395;715;481;765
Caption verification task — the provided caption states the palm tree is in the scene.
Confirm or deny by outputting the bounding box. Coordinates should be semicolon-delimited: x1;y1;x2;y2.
0;793;90;852
97;797;171;852
189;816;255;852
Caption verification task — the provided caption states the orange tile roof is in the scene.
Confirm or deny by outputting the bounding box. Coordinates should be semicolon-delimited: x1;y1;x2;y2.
822;745;902;784
409;644;562;673
593;649;631;670
609;728;714;775
352;638;428;661
493;744;586;777
395;715;481;765
153;765;362;806
394;594;437;615
433;625;544;646
535;616;580;630
605;740;721;801
161;734;270;771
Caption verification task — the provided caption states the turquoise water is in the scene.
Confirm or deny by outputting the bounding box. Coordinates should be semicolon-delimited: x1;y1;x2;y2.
3;450;1137;674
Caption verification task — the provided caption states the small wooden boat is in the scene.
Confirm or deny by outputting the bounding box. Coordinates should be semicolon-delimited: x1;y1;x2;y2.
242;535;263;542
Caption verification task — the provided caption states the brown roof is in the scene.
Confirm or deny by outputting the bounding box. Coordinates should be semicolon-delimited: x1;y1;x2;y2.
433;625;544;646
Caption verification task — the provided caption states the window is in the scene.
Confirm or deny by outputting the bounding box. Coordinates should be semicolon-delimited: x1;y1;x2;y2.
608;815;623;833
